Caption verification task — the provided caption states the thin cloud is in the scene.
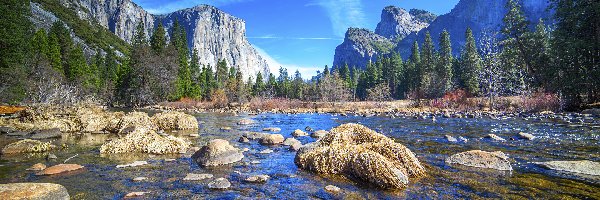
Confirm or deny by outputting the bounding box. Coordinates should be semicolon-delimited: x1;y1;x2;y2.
248;35;343;40
307;0;367;37
254;46;319;78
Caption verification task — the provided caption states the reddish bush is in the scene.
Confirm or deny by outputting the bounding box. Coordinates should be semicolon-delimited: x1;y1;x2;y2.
210;89;229;108
520;92;560;112
249;97;303;111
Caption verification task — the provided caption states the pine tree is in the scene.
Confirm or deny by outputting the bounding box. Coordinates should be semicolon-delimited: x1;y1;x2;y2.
103;48;118;87
501;0;532;90
47;33;63;72
420;32;437;97
216;59;229;88
292;70;304;99
323;65;330;77
437;29;454;96
150;21;167;54
407;41;421;94
267;73;277;97
460;28;482;96
389;52;404;98
529;19;552;89
253;71;265;96
0;0;32;102
31;29;50;62
66;44;88;82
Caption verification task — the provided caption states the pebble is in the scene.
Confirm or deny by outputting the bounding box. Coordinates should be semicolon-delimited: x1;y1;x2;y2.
518;132;536;140
325;185;341;193
445;135;458;142
26;163;47;171
485;134;506;141
46;154;58;160
244;174;270;183
239;136;250;143
183;173;213;181
124;192;149;198
189;133;199;137
259;149;273;154
133;177;147;182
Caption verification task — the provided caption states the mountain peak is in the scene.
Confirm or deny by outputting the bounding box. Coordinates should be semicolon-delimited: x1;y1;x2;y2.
375;6;435;40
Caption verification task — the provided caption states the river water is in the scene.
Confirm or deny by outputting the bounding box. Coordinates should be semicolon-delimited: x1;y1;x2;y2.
1;112;599;199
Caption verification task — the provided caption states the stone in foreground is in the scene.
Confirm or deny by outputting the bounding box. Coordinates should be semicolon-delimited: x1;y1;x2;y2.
1;139;54;154
183;173;214;181
208;178;231;189
38;164;84;175
192;139;244;167
446;150;512;171
325;185;341;193
244;174;270;183
292;129;308;137
0;183;69;200
100;128;190;154
295;123;425;189
151;111;199;130
311;130;328;138
535;160;600;176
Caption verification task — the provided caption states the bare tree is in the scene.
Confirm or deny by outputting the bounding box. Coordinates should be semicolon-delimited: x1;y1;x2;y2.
479;30;504;110
319;73;351;102
367;83;392;102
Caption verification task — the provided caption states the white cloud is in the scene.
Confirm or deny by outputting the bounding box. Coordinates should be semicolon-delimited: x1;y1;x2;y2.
254;46;319;78
248;36;343;40
307;0;367;37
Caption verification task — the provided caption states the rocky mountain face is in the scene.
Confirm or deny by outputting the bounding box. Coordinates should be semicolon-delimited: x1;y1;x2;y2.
396;0;553;57
332;28;395;69
333;6;435;69
34;0;269;78
375;7;436;41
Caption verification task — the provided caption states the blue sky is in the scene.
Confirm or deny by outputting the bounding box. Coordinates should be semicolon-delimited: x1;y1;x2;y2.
132;0;460;77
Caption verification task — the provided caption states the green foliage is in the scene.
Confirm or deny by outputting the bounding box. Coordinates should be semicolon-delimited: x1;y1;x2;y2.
459;28;482;96
0;0;32;103
253;71;266;96
150;21;167;54
47;33;63;72
436;29;454;97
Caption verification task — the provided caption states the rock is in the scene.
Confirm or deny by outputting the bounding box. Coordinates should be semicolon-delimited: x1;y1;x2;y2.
375;6;435;40
100;128;190;154
208;178;231;190
124;192;149;198
444;135;457;142
295;123;425;189
292;129;308;137
289;143;303;151
582;109;600;116
260;134;284;145
250;160;261;164
244;174;269;183
259;149;273;154
237;119;254;125
445;150;512;171
283;138;301;146
38;164;84;175
30;128;62;139
485;134;506;141
0;183;69;199
183;173;213;181
151;111;199;130
220;127;232;131
238;136;250;143
26;163;47;171
535;160;600;176
263;127;281;132
7;131;30;137
0;126;16;134
192;139;244;167
106;112;156;134
46;154;57;160
305;126;314;132
133;177;147;182
1;139;54;154
311;130;328;138
243;132;267;140
116;161;148;168
458;136;468;142
324;185;341;194
517;132;536;140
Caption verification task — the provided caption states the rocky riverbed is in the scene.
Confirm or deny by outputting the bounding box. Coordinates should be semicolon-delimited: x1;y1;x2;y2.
0;106;599;199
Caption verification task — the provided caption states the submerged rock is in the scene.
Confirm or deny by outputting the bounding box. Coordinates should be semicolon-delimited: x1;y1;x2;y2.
289;143;303;151
124;192;149;198
446;150;512;171
244;174;269;183
243;132;267;140
485;134;506;141
116;161;148;168
295;123;425;189
1;139;54;154
259;149;273;154
151;111;199;130
325;185;341;193
30;128;61;139
283;138;301;146
237;119;255;125
0;183;69;199
100;128;190;154
38;164;84;175
444;135;458;142
192;139;244;167
535;160;600;176
260;134;285;145
208;178;231;189
238;136;250;143
26;163;47;171
263;127;281;132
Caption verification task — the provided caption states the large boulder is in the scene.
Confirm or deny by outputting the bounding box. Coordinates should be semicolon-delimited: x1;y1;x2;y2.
0;183;69;200
30;128;62;139
535;160;600;176
1;139;54;154
38;164;84;175
445;150;512;171
192;139;244;167
106;112;156;134
295;123;425;189
151;111;198;130
100;128;190;154
75;106;122;133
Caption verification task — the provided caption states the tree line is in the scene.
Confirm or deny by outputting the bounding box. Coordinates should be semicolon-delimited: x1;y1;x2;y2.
1;0;598;110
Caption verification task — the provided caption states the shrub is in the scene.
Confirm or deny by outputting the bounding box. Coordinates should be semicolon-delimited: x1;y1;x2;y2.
520;92;560;112
210;89;229;108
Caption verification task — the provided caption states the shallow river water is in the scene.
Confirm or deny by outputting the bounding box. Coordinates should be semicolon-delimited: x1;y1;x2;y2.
1;111;599;199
